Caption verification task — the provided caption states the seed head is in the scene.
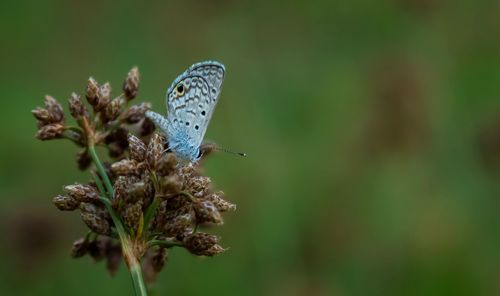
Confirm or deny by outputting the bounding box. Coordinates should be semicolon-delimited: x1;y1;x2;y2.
111;159;139;176
105;242;122;277
32;107;51;126
122;201;143;232
157;153;177;176
183;233;225;256
159;175;183;197
53;194;80;211
102;98;122;123
64;183;99;203
77;149;92;170
193;200;223;224
126;181;148;203
187;176;211;198
146;133;164;170
205;191;236;212
121;102;151;124
95;82;111;112
36;123;65;140
123;66;140;101
44;95;65;123
71;237;90;258
143;247;168;284
128;134;147;162
86;77;99;106
80;203;111;235
105;127;129;158
163;206;196;237
68;92;88;120
140;117;156;136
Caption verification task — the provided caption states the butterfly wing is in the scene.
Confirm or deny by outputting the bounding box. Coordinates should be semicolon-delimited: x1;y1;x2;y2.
166;61;225;148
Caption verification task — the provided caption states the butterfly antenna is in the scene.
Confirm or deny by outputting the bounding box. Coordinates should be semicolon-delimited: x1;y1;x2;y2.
216;145;247;157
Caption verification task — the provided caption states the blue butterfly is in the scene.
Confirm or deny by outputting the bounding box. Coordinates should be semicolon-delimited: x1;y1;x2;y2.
146;61;225;162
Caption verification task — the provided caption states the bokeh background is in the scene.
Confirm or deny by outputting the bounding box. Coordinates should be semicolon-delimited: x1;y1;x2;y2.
2;0;500;295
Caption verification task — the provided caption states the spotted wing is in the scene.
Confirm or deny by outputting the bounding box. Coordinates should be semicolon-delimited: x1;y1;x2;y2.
166;61;225;148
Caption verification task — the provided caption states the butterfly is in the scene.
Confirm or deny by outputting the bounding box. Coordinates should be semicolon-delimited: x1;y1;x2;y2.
146;61;226;163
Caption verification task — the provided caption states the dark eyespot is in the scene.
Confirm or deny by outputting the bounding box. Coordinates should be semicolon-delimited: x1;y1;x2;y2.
201;110;206;116
195;125;199;130
175;83;185;96
186;122;190;126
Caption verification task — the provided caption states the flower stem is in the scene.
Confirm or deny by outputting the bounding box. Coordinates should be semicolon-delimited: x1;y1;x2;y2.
88;145;114;197
89;144;148;296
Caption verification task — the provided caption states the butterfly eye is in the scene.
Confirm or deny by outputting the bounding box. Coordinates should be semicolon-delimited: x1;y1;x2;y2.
175;83;185;96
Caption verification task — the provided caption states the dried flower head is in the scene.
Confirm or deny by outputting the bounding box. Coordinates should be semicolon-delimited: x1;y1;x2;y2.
32;66;237;291
183;233;225;256
68;92;88;120
123;67;140;101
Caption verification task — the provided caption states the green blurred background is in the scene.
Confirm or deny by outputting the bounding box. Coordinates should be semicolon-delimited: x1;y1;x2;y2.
2;0;500;295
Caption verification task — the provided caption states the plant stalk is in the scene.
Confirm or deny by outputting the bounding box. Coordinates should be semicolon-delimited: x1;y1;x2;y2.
89;143;148;296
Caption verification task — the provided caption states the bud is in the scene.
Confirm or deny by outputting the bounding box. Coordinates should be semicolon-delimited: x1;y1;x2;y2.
140;117;156;136
122;201;143;232
151;247;167;273
88;237;107;261
121;102;151;124
111;159;138;176
113;176;128;205
157;153;177;176
53;194;80;211
123;66;140;101
95;82;111;112
68;92;88;120
163;206;196;237
205;192;236;212
80;203;111;235
36;123;65;140
71;237;90;258
105;242;122;277
159;175;183;197
86;77;99;106
105;127;129;158
126;181;148;203
44;95;65;123
102;98;122;123
64;183;99;203
187;176;211;198
146;133;163;170
193;200;223;224
77;149;92;170
143;247;167;284
31;107;51;126
128;134;147;162
183;233;225;256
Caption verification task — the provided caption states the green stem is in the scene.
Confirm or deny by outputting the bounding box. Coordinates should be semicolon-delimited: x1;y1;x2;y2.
90;145;148;296
130;261;148;296
88;145;114;197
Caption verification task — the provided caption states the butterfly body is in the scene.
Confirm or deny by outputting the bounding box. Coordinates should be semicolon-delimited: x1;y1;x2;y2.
146;61;225;162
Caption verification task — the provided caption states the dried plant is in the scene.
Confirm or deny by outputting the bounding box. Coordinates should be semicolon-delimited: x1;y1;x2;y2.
32;67;235;295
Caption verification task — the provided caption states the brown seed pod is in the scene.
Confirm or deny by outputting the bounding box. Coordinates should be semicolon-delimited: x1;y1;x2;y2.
53;195;80;211
68;92;88;120
123;66;140;101
128;134;147;162
36;123;65;140
183;233;225;256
